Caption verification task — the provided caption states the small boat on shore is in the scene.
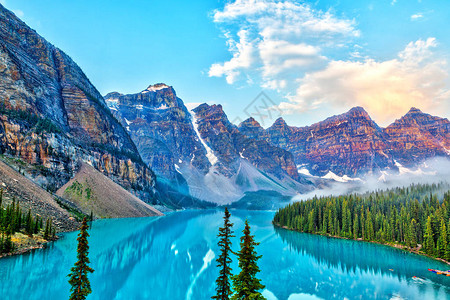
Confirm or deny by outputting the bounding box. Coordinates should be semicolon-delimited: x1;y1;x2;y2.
428;269;450;276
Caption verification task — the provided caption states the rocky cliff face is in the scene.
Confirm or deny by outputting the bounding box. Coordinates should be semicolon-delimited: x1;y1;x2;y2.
384;107;450;166
105;84;210;180
237;117;269;141
193;104;299;180
261;107;450;178
108;85;312;204
265;107;395;177
0;5;155;200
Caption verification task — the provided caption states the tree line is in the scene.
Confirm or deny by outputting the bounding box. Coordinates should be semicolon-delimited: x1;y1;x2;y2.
212;208;266;300
0;189;56;253
273;183;450;261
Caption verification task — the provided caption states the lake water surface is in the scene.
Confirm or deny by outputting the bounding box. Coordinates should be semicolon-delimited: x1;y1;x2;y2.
0;210;449;299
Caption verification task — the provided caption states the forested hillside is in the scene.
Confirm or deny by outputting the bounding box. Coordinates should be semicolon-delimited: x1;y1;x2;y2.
274;183;450;261
0;189;57;254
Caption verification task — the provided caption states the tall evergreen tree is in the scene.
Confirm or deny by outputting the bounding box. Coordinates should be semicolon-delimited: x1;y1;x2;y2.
408;219;417;248
438;219;447;257
44;219;50;240
212;208;235;300
424;216;435;256
353;213;359;239
232;220;265;300
68;217;94;300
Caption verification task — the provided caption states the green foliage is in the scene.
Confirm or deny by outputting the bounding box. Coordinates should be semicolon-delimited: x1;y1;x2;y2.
274;183;450;261
0;188;54;253
65;181;92;200
54;197;87;222
231;220;266;300
424;216;436;256
68;217;94;300
212;208;235;300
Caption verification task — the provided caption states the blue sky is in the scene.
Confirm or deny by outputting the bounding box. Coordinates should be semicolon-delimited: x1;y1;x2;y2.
3;0;450;127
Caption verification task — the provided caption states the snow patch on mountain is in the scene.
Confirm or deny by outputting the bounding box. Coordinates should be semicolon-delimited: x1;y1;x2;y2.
190;111;218;166
322;171;362;183
297;166;313;177
144;84;170;93
394;160;437;176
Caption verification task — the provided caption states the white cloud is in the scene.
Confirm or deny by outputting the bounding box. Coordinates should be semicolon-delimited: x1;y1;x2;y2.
208;29;255;84
209;0;358;86
411;13;423;20
259;40;326;77
278;38;450;125
209;1;449;126
391;0;397;5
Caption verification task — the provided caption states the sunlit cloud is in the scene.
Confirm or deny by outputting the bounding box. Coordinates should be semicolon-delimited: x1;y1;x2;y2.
209;0;358;86
209;1;449;126
278;38;450;125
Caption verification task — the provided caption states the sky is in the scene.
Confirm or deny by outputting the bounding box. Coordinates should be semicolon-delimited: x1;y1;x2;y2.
3;0;450;127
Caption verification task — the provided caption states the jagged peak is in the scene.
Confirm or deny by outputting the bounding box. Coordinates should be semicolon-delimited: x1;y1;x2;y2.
238;117;262;128
193;103;210;110
347;106;369;116
144;83;171;93
104;91;123;99
192;103;224;116
273;117;288;126
406;107;423;115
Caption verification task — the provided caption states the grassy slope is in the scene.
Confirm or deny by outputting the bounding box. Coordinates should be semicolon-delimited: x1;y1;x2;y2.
56;163;162;218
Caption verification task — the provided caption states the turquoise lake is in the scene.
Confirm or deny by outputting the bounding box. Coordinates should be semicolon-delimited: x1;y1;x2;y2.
0;210;450;299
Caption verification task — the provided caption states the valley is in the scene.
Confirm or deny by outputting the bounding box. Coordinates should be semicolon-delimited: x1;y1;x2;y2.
0;1;449;299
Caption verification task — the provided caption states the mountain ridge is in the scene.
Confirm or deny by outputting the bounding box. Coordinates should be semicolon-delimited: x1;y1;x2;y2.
0;4;156;204
106;84;314;204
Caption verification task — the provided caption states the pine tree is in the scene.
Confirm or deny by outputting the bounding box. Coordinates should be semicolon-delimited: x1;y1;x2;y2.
424;216;435;256
44;219;50;240
408;219;417;248
365;210;374;241
446;220;450;261
68;217;94;300
89;211;94;230
353;213;359;239
34;216;39;234
25;209;32;236
232;220;266;300
308;210;315;233
212;208;235;300
438;219;447;258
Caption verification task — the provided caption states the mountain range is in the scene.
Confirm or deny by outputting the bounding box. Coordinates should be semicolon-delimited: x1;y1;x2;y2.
0;4;449;214
106;83;450;203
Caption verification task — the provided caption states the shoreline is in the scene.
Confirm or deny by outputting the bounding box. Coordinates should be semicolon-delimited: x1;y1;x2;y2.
273;222;450;266
0;244;47;259
0;234;60;259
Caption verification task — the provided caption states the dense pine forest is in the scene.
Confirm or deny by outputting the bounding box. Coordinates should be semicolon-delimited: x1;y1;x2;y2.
274;183;450;261
0;189;55;254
